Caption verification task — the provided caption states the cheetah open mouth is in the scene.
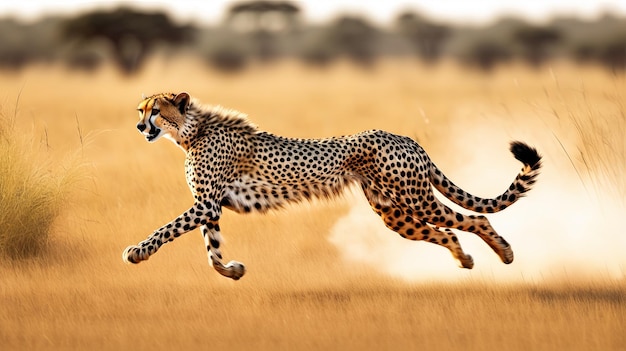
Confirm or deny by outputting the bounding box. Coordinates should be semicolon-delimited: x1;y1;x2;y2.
145;129;161;142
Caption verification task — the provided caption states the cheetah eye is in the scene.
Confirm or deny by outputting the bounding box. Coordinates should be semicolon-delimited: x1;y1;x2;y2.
151;109;160;116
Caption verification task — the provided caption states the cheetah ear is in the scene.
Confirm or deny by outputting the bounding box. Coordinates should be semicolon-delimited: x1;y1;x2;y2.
173;92;190;115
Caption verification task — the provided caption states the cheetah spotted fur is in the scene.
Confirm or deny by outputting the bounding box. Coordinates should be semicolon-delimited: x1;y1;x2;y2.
123;92;542;280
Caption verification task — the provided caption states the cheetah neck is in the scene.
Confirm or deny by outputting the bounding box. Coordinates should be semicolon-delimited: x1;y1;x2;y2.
177;101;259;151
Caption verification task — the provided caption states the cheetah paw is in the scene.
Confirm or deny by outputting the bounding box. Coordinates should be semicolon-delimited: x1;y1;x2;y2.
122;245;147;264
213;260;246;280
501;247;514;264
225;261;246;280
460;254;474;269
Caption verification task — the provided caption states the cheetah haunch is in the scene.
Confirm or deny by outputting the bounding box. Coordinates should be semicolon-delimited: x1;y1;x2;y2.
123;92;541;280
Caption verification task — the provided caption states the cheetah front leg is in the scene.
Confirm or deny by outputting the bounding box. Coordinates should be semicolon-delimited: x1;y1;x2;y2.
122;202;213;264
200;224;246;280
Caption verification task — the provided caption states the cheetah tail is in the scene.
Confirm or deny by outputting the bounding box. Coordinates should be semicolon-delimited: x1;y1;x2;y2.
429;141;542;213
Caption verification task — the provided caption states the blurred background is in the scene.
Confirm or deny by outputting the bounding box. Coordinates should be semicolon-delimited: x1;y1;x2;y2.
0;0;625;282
0;0;625;74
1;2;625;349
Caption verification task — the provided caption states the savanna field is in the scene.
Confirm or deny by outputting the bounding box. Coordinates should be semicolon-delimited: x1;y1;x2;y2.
0;58;625;350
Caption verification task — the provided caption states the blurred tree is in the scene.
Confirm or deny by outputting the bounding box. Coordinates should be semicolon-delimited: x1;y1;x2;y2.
513;26;562;67
0;19;31;68
61;7;194;74
328;15;378;66
206;41;250;72
0;17;60;69
225;1;301;61
63;41;107;72
599;37;626;72
298;35;336;67
463;40;513;72
395;11;450;63
572;42;597;64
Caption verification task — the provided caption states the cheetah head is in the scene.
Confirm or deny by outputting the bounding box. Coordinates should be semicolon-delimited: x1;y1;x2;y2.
136;92;190;143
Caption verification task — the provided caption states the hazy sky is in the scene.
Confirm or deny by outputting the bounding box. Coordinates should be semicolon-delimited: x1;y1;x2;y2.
2;0;626;25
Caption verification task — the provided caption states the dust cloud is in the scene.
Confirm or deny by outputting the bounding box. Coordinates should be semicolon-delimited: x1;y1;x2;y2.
329;120;626;283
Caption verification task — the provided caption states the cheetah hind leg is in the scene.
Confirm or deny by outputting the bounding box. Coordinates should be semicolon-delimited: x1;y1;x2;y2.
364;197;474;269
200;225;246;280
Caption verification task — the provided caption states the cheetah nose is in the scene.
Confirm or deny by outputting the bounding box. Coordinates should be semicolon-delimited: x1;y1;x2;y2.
137;123;147;132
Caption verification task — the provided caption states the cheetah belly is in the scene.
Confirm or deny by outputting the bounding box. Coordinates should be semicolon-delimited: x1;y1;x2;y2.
222;172;354;214
221;177;292;214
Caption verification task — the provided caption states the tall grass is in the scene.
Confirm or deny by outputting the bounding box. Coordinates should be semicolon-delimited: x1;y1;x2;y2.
544;72;626;203
0;110;79;260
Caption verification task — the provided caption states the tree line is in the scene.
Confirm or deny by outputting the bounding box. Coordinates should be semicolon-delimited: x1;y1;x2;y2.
0;1;625;73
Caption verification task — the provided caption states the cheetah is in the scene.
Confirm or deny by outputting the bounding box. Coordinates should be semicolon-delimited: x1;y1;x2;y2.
123;92;541;280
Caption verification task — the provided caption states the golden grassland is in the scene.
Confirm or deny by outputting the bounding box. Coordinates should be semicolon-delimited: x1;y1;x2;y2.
0;58;625;350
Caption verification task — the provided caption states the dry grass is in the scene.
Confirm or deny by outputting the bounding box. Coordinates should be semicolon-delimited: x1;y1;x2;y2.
0;58;624;350
0;105;81;259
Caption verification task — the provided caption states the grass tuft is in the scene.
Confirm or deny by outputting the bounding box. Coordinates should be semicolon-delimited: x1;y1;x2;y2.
0;111;80;260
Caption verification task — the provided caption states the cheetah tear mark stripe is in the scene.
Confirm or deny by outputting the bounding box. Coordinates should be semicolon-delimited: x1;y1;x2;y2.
428;141;542;214
147;114;159;135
